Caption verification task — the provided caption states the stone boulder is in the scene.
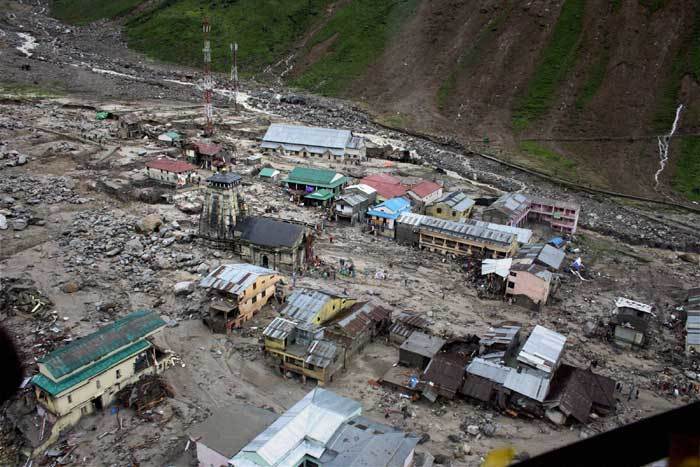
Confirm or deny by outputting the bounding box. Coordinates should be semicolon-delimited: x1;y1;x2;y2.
174;281;195;296
135;214;162;234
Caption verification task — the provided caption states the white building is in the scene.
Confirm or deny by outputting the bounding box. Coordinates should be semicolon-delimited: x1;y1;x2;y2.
261;124;366;161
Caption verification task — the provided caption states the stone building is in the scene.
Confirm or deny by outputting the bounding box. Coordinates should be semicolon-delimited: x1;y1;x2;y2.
198;172;242;242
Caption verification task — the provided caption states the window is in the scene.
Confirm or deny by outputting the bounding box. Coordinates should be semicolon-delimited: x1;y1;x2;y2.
436;207;442;214
252;296;257;304
261;289;266;298
96;380;101;389
508;282;515;289
67;395;73;404
116;369;121;379
452;211;456;217
253;282;257;290
81;406;88;415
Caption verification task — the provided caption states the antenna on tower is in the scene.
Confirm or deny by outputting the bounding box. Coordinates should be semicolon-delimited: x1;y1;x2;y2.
202;17;214;137
230;42;239;112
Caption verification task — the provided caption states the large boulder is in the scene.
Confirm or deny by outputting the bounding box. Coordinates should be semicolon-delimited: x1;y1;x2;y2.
12;219;27;231
0;214;7;230
124;238;144;255
135;214;162;234
176;201;201;214
174;281;195;296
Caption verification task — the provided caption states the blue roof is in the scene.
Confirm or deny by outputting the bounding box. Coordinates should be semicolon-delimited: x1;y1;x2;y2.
548;237;565;247
367;197;411;220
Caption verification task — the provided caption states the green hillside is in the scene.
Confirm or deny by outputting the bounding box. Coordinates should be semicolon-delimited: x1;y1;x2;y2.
124;0;331;74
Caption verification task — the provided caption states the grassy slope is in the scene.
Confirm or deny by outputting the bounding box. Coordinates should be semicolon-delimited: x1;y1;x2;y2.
511;0;586;130
291;0;419;96
673;137;700;201
51;0;143;25
125;0;331;74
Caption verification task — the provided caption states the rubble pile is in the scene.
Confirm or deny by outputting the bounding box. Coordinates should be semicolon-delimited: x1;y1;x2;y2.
0;276;53;316
115;374;175;416
0;147;29;168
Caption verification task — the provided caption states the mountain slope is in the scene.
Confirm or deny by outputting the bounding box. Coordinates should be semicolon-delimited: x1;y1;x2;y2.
51;0;700;201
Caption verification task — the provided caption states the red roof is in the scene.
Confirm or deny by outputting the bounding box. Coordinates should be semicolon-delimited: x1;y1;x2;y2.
194;142;223;156
409;180;442;198
360;174;408;199
146;159;196;173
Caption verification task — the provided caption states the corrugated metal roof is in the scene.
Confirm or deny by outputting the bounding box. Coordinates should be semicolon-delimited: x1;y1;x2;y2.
466;358;510;384
503;368;551;402
338;193;367;207
485;193;530;218
285;167;347;188
38;310;165;380
433;191;475;212
232;388;361;466
305;339;338;368
615;297;653;314
481;325;520;347
33;340;150;396
409;180;442;199
367;197;411;220
481;258;513;277
395;312;431;329
464;219;532;244
262;124;353;152
399;331;445;358
419;216;515;246
199;263;278;295
259;167;280;178
263;317;297;340
517;325;566;374
396;212;427;227
281;288;340;324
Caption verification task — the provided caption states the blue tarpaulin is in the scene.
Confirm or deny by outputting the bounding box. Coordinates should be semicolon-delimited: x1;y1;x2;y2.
548;236;565;248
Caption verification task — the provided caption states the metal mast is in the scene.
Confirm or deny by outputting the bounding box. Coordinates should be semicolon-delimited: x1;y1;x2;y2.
202;17;214;136
230;42;239;111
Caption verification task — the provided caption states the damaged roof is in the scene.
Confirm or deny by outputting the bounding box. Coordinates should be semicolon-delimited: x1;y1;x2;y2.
399;331;445;359
305;339;338;368
234;217;305;248
199;263;278;295
485;193;530;219
546;365;616;423
37;310;165;381
466;358;511;384
423;352;469;397
514;243;566;271
481;325;521;348
614;297;653;314
517;325;566;374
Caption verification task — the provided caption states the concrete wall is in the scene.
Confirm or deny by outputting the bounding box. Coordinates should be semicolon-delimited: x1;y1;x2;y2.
506;271;550;305
313;297;357;325
426;203;471;221
145;168;195;186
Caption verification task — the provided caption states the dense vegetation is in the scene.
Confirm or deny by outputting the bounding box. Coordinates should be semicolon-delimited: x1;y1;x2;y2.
673;137;700;201
51;0;143;24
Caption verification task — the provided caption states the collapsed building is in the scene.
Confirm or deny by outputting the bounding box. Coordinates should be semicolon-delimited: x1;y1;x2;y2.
609;297;654;349
482;193;581;234
229;388;420;467
261;123;366;161
324;302;392;368
389;311;432;344
199;263;284;333
184;140;226;170
28;310;172;453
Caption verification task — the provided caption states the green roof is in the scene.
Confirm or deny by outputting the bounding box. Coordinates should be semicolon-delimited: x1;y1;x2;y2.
38;310;165;380
32;340;150;396
259;167;278;177
304;189;333;201
284;167;347;189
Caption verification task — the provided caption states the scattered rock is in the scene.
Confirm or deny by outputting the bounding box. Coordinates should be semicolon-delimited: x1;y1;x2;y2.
0;214;7;230
135;214;162;233
105;247;122;257
176;201;201;214
679;253;699;265
61;281;81;294
466;425;479;436
12;219;27;231
462;443;471;455
196;263;210;274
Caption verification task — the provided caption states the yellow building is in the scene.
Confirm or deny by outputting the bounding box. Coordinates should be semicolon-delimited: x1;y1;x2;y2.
199;263;284;333
279;288;356;326
426;191;475;221
31;310;172;454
